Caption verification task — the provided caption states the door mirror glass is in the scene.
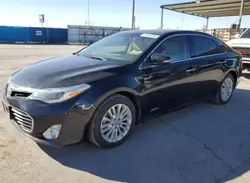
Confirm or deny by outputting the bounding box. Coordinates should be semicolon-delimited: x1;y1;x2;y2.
151;53;171;65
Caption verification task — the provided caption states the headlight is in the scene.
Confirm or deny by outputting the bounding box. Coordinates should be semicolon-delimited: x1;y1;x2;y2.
28;84;91;103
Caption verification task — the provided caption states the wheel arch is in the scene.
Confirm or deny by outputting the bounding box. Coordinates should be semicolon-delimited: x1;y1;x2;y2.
94;88;142;124
116;91;141;124
226;70;238;88
82;88;142;141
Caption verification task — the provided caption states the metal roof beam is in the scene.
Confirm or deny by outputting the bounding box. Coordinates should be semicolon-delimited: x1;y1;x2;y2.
189;6;250;14
161;0;248;9
161;0;250;18
201;11;250;17
183;4;250;13
177;1;250;11
162;7;208;18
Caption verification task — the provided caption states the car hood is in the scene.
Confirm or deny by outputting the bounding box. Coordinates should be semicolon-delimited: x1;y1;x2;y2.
10;54;125;89
226;38;250;48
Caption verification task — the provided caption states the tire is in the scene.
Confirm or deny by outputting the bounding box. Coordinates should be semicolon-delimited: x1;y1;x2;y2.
88;94;136;148
211;73;235;105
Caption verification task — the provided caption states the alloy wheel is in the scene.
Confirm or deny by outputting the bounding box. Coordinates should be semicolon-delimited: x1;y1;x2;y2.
100;104;132;143
220;77;234;102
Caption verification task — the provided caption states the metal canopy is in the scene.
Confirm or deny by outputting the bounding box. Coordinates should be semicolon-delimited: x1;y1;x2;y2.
161;0;250;18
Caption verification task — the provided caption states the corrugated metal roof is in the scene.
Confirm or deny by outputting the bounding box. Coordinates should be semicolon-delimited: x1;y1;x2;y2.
161;0;250;18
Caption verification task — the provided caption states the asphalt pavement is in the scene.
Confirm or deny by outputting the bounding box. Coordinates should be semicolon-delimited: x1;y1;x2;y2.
1;44;250;183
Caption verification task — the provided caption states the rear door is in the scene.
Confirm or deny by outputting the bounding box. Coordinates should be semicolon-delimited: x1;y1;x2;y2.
189;35;226;98
138;35;199;114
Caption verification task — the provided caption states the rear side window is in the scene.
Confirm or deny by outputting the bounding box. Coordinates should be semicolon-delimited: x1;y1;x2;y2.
241;29;250;38
190;35;217;58
217;43;227;53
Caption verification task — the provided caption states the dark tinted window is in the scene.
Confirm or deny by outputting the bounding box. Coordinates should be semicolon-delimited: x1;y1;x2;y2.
241;29;250;38
153;35;190;62
191;35;217;57
217;43;227;53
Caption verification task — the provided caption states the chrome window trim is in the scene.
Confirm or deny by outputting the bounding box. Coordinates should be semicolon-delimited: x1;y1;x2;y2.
139;33;227;70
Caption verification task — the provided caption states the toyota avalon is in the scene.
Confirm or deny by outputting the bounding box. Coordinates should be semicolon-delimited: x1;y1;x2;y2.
2;30;242;148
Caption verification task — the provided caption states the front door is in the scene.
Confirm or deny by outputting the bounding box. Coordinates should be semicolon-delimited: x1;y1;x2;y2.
138;35;199;115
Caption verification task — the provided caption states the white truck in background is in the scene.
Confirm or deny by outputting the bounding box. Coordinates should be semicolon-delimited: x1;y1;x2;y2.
227;28;250;68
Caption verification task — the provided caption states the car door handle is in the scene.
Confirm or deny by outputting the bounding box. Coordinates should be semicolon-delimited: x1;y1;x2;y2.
186;68;196;73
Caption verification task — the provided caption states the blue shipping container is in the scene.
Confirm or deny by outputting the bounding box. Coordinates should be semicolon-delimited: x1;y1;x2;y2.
0;26;29;42
0;26;67;43
47;28;68;43
29;27;47;43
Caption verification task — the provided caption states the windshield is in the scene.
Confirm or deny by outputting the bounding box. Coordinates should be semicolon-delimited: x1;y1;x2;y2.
78;32;160;62
240;29;250;38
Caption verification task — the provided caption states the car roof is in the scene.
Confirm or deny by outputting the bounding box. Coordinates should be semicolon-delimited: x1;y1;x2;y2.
119;29;213;38
120;29;176;35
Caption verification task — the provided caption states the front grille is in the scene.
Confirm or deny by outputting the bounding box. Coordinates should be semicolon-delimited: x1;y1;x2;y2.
242;54;250;58
232;47;250;58
10;107;33;132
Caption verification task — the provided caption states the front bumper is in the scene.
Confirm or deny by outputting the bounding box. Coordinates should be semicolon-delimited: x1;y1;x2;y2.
3;95;95;146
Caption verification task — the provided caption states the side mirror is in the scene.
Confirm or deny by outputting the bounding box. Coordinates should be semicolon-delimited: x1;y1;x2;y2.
151;53;171;65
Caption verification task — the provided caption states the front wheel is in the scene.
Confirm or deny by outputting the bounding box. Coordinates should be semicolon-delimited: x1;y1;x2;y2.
211;73;235;105
88;94;136;148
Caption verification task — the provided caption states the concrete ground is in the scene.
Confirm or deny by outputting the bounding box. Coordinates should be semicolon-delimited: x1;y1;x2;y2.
1;44;250;183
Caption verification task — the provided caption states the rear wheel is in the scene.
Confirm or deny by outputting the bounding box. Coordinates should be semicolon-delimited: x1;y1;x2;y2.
211;73;235;105
88;94;136;148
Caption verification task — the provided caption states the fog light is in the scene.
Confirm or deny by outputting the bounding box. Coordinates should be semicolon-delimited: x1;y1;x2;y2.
43;124;62;140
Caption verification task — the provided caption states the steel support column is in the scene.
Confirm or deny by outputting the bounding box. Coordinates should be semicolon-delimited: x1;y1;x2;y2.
237;0;245;33
205;17;209;32
161;7;164;29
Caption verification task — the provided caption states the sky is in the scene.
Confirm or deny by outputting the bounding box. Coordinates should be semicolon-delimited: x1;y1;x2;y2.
0;0;249;30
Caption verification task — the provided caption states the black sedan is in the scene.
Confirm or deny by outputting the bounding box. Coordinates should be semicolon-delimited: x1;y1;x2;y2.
2;30;242;148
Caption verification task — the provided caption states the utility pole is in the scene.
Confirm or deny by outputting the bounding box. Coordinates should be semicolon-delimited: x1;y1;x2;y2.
160;7;164;29
87;0;90;26
132;0;135;29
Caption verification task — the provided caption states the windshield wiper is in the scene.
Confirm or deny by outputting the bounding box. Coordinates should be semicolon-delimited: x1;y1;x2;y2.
88;56;107;61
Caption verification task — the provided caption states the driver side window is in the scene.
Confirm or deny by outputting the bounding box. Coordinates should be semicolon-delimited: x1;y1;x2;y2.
153;35;190;63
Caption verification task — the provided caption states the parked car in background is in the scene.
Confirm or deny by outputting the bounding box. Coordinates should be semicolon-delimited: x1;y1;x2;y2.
227;28;250;69
2;30;242;148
